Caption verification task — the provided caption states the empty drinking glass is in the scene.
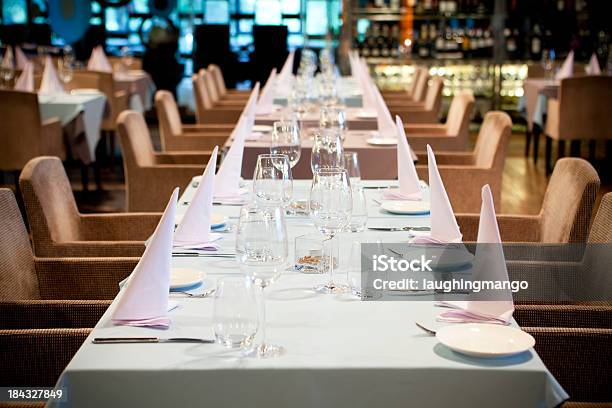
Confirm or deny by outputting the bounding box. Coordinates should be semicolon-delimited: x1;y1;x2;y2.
311;129;345;174
213;276;259;348
319;105;347;139
343;151;361;184
270;120;301;168
253;154;293;208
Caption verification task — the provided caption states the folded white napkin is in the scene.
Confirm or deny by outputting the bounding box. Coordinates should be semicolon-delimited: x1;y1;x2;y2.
1;47;14;69
215;115;249;199
87;46;112;73
246;132;264;141
14;46;28;70
14;61;34;92
357;58;377;110
39;56;66;95
256;69;277;115
556;50;574;80
277;51;294;87
371;81;399;139
174;147;221;251
112;188;179;329
383;115;422;201
244;82;260;130
437;184;514;325
585;53;602;75
413;145;462;244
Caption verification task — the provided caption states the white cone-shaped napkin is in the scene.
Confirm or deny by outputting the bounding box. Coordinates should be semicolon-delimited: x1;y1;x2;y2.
383;116;422;200
243;82;260;139
437;184;514;324
358;58;377;110
414;145;462;244
112;188;178;328
555;50;574;80
14;61;34;92
371;82;398;138
39;56;66;95
215;115;249;200
277;51;294;87
585;53;602;75
1;47;14;69
174;146;221;250
256;69;277;115
87;46;112;73
14;46;28;69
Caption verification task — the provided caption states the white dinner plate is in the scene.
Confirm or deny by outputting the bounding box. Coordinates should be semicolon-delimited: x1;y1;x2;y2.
355;109;377;119
170;268;205;290
366;138;398;146
71;88;101;94
381;200;430;215
174;213;227;229
252;125;273;133
436;324;535;358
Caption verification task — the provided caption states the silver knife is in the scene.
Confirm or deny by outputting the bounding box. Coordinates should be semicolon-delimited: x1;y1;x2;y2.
93;337;215;344
368;226;431;232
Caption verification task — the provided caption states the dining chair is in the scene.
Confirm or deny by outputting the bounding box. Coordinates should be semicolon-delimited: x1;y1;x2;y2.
154;90;231;151
544;76;612;174
107;56;143;71
19;156;161;257
207;64;249;99
415;111;512;213
404;90;475;151
457;158;600;243
390;77;444;124
199;68;245;108
117;110;211;212
382;66;425;102
192;73;242;124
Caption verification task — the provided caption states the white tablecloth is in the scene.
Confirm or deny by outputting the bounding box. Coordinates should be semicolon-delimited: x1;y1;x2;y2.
48;180;567;408
38;92;107;162
114;71;155;112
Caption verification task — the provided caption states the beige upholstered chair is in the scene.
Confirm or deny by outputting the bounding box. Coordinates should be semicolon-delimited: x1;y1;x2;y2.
0;188;137;302
77;70;129;132
415;111;512;213
391;77;444;124
404;91;475;151
192;73;242;124
117;110;211;212
382;67;425;102
207;64;249;99
19;156;161;257
544;76;612;174
154;90;231;151
107;56;143;71
199;68;245;108
0;90;65;174
457;158;600;242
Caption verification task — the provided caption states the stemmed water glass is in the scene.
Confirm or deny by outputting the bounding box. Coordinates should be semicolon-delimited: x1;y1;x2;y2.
542;49;556;80
311;128;345;174
235;204;289;358
309;167;353;293
253;154;293;208
319;105;347;140
344;152;368;232
57;58;74;86
270;120;301;168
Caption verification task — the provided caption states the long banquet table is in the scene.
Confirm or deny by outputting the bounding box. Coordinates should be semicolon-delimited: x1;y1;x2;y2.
49;180;567;408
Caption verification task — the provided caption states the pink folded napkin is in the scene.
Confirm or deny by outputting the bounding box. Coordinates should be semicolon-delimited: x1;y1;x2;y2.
39;56;65;95
174;147;221;251
413;145;462;244
357;58;377;110
14;61;34;92
215;115;249;199
585;53;602;76
277;51;294;87
15;46;28;70
1;47;14;69
112;188;179;329
383;115;422;201
556;51;574;80
256;69;277;115
87;46;112;73
371;82;397;139
437;184;514;325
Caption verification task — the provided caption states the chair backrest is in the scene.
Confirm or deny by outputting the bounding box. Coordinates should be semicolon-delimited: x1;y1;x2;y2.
558;76;612;140
107;56;143;71
473;111;512;170
116;110;156;168
154;90;183;149
0;188;40;300
407;67;422;96
19;157;82;255
412;69;429;102
445;90;475;138
202;68;220;103
209;63;227;96
0;90;44;171
540;158;600;243
423;77;444;113
588;193;612;243
65;71;101;92
84;70;121;129
192;73;213;123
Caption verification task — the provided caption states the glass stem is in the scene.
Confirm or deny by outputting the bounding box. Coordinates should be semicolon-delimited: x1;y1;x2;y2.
328;235;335;287
258;286;266;346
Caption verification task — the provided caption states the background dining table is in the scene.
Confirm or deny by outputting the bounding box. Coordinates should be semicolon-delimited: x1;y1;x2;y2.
519;78;560;131
47;179;567;408
113;70;155;113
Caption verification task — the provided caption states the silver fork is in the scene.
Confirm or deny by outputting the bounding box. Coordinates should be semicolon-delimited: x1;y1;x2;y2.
172;288;216;298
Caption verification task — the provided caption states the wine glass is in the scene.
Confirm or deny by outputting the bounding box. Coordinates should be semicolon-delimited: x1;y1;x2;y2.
344;152;367;232
319;105;347;141
57;58;73;86
253;154;293;208
213;276;259;348
235;204;289;358
309;167;353;293
541;49;556;80
311;128;345;175
270;120;301;167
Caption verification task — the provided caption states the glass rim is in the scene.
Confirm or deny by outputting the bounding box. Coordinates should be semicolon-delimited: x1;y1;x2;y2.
313;167;348;176
257;153;290;160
